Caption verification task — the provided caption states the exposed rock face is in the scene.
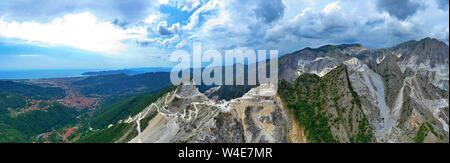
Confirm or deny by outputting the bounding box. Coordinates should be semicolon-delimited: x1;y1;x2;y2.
103;37;447;143
227;84;291;143
278;65;374;143
279;44;368;82
277;37;448;143
129;83;220;143
345;58;394;142
395;38;449;91
129;83;297;143
375;54;405;109
344;38;449;142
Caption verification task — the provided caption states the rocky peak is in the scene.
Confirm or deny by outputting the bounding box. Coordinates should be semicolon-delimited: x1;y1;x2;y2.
279;43;368;82
175;81;201;97
394;38;448;62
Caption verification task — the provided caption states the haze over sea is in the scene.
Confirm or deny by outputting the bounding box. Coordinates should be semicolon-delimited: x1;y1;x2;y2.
0;69;101;80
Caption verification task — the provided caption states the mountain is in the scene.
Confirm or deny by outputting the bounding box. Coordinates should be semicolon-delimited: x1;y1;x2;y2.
343;38;449;142
75;37;447;143
1;37;447;143
278;43;368;82
0;80;65;100
77;87;174;143
73;72;172;105
277;37;448;142
85;82;294;143
278;65;374;143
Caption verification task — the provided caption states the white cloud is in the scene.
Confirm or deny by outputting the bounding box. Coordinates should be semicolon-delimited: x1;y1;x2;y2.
176;40;188;49
157;0;206;12
144;14;160;24
158;21;181;35
183;0;287;51
138;34;181;47
1;0;448;61
158;0;170;5
0;12;146;54
162;34;181;46
322;1;341;14
175;0;448;54
179;0;204;12
261;0;450;51
183;0;222;31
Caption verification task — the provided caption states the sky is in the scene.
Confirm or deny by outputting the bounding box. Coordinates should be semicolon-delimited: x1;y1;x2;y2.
0;0;448;70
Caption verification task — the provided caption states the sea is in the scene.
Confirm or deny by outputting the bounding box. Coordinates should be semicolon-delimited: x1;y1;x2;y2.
0;69;101;80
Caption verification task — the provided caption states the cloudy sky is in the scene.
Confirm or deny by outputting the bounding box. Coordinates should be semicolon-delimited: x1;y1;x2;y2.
0;0;448;70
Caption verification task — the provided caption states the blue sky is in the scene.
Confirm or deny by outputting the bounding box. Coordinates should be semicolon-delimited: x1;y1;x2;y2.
0;0;448;70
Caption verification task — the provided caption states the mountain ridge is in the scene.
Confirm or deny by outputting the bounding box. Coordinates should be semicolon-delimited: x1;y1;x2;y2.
1;37;447;143
74;37;448;143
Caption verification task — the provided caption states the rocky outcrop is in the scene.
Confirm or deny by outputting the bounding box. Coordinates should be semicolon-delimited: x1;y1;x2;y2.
128;83;297;143
278;44;368;82
344;38;449;142
102;37;448;143
278;65;374;143
278;37;448;143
